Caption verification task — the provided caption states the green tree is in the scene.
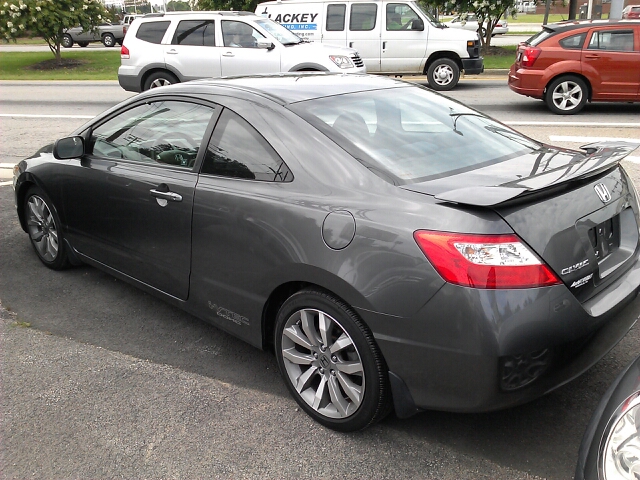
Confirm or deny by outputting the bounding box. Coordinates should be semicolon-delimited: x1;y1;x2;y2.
0;0;108;62
420;0;516;47
195;0;258;13
167;0;191;11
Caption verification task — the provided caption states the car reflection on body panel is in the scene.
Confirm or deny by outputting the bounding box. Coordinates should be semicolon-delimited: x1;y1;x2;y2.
12;73;640;432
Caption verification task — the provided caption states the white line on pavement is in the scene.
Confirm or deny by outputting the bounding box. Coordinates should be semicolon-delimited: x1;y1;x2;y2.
549;136;640;144
506;121;640;127
0;113;94;119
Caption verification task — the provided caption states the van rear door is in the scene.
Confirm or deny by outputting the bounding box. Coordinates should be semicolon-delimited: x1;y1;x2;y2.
346;2;382;72
322;3;348;46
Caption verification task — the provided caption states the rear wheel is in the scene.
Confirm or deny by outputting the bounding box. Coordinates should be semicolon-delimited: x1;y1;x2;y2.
274;288;391;432
24;186;70;270
545;75;588;115
102;33;116;47
426;58;460;91
143;71;179;91
61;34;73;48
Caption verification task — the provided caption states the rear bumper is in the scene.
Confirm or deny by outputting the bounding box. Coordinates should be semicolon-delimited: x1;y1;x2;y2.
117;65;142;92
462;57;484;75
508;64;545;98
358;256;640;416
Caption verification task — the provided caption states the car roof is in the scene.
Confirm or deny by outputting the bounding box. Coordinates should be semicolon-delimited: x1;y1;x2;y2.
141;11;259;20
157;73;411;105
543;19;640;33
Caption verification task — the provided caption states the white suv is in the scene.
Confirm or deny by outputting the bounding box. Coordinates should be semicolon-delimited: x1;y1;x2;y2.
118;11;366;92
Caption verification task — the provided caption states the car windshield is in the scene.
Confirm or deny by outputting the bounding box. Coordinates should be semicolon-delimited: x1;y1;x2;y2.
254;18;302;45
289;86;542;184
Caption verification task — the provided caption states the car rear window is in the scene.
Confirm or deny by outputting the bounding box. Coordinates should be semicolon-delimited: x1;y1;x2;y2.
289;86;541;184
527;27;554;46
172;20;216;46
136;21;170;44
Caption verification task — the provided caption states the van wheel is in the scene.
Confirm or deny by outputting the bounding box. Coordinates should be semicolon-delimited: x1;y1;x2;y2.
427;58;460;91
143;71;179;91
545;75;588;115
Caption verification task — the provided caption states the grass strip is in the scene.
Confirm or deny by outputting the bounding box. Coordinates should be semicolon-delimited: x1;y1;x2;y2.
0;51;120;80
0;47;516;81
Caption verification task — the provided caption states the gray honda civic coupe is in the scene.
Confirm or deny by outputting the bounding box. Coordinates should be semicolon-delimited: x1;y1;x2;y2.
13;74;640;432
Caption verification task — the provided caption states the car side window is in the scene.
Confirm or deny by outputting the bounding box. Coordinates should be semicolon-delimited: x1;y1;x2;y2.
350;3;377;31
222;20;265;48
386;3;419;31
588;30;635;52
202;109;292;182
90;101;215;168
559;33;586;49
327;4;346;31
172;20;216;46
136;21;171;44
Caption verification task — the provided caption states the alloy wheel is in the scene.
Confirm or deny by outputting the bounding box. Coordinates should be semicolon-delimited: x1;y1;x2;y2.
26;194;59;262
280;308;365;419
551;80;584;112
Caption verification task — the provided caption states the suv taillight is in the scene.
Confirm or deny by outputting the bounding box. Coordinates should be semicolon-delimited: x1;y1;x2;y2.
520;46;541;67
121;44;130;59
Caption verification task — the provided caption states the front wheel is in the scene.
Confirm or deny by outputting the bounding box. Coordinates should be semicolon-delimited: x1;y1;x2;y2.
143;71;179;91
102;33;116;47
61;34;73;48
274;288;391;432
24;186;70;270
545;75;588;115
426;58;460;91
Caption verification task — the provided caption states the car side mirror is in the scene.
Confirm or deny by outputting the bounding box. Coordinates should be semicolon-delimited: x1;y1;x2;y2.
53;136;85;159
257;40;275;50
411;19;424;31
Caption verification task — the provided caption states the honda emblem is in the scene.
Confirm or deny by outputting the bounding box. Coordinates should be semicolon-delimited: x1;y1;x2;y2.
594;183;611;203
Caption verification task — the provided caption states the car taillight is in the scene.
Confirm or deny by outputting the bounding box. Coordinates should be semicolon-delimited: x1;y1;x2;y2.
413;230;561;289
520;46;541;67
121;44;130;59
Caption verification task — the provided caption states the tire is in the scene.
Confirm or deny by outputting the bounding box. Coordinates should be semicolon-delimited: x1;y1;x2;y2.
143;71;179;91
274;288;391;432
24;186;70;270
426;58;460;91
61;34;73;48
102;33;116;47
545;75;588;115
78;41;89;47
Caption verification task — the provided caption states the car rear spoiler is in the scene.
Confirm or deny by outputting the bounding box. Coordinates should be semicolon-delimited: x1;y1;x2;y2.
433;142;639;207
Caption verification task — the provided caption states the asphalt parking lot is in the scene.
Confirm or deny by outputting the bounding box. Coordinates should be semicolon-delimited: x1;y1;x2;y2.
1;77;639;479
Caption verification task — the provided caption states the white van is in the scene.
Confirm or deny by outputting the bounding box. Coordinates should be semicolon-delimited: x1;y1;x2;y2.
255;0;483;90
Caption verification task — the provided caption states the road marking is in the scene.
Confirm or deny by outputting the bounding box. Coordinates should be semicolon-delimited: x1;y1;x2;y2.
0;113;94;119
507;121;640;127
0;181;12;186
549;136;640;144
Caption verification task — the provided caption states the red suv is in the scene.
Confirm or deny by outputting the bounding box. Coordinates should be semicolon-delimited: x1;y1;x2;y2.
508;20;640;114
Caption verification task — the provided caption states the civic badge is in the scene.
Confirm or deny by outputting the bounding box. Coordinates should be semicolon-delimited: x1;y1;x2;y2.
594;183;611;204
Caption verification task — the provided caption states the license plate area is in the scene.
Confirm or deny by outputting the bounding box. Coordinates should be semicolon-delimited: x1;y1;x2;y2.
588;215;620;262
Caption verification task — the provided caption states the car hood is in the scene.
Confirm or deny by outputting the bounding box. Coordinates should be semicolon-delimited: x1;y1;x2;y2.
434;25;478;41
400;142;639;206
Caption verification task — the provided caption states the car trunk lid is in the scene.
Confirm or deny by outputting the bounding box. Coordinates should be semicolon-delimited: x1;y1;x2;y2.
401;142;640;302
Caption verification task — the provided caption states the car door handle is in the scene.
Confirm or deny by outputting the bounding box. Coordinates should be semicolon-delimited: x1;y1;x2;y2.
585;54;600;59
150;189;182;202
383;41;386;49
166;49;178;55
222;51;235;57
